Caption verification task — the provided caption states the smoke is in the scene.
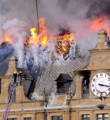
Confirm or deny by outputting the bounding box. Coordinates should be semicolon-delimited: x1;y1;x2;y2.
38;0;106;51
0;0;110;79
2;18;29;66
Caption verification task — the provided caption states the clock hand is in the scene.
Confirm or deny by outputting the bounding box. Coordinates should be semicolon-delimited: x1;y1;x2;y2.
105;85;110;87
98;84;105;86
98;83;110;87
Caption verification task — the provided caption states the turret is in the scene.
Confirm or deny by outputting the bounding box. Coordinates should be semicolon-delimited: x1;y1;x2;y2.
95;29;108;49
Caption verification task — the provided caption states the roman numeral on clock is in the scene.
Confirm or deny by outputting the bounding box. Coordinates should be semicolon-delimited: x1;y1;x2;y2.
96;75;98;78
100;73;103;76
103;92;107;97
93;89;95;92
108;88;110;91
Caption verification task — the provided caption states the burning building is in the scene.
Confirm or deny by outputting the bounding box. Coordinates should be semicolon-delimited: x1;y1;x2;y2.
0;29;110;120
1;0;110;120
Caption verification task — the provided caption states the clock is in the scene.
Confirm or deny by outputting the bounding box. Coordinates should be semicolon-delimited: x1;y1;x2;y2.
91;72;110;97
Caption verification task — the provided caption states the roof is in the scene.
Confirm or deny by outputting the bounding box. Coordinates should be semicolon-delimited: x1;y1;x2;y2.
17;68;33;81
32;55;90;99
56;73;73;82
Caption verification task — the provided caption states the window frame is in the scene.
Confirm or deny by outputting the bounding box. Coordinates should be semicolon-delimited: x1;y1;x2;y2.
7;118;17;120
24;117;32;120
97;113;108;120
51;115;63;120
82;79;89;99
82;114;90;120
57;82;71;94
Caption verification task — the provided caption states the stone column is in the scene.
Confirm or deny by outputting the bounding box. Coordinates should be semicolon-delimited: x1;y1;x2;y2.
73;72;83;99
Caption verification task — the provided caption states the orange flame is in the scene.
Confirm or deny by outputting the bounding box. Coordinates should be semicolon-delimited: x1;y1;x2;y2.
4;31;13;44
56;33;74;59
91;17;110;35
1;17;48;46
29;28;38;45
1;31;27;46
29;17;48;46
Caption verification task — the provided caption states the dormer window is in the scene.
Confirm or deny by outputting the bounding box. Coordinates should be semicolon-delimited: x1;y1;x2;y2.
56;74;73;94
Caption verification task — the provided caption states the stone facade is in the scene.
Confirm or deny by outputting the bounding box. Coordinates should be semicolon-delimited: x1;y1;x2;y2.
0;29;110;120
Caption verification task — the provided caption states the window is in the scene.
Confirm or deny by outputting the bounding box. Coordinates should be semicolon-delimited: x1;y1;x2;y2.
82;114;90;120
97;114;108;120
56;74;73;94
52;116;63;120
24;117;32;120
7;118;17;120
80;71;91;99
57;82;70;94
82;79;89;98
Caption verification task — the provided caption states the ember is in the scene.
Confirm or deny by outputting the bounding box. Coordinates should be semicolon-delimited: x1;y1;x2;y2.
56;33;74;60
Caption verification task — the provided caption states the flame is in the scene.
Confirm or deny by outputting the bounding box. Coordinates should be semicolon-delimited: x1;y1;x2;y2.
1;31;27;46
90;17;110;35
4;31;13;45
56;33;74;59
41;35;48;46
29;28;39;45
24;38;27;44
0;17;48;46
39;17;48;46
29;17;48;46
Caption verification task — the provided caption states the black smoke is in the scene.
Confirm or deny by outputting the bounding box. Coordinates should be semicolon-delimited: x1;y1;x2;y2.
87;0;110;18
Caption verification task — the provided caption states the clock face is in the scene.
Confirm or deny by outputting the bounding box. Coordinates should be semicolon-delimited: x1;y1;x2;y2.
91;72;110;97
